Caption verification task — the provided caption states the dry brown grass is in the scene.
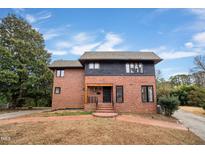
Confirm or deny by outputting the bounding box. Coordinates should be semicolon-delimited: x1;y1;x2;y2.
0;107;50;115
24;109;92;118
0;110;16;115
122;113;177;123
180;106;205;117
0;118;204;145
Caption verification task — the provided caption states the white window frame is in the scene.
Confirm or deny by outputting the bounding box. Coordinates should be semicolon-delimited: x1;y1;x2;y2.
56;70;61;77
54;87;61;94
89;63;94;69
126;63;130;73
139;63;143;73
56;69;64;77
125;63;143;74
130;63;134;73
61;70;64;77
141;85;154;103
94;63;100;69
89;62;100;69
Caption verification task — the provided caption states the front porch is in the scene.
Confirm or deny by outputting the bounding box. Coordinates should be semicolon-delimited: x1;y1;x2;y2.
84;83;114;105
84;83;117;116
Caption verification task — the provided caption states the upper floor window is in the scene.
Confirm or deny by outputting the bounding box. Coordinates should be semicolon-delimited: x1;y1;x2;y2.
56;69;64;77
126;63;143;74
89;62;100;69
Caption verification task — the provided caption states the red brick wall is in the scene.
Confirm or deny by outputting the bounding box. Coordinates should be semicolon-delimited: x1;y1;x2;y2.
52;68;84;110
85;76;157;113
51;68;157;113
87;87;103;103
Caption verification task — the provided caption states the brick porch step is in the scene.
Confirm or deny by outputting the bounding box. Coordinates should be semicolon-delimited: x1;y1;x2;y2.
95;109;115;113
97;104;113;107
96;107;113;109
96;103;115;113
92;112;118;118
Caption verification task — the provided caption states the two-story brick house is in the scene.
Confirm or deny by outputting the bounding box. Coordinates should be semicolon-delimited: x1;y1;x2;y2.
49;51;162;113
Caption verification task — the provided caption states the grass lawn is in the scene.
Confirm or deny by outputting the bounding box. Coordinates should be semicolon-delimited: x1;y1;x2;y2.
25;109;93;117
0;107;51;115
180;106;205;117
122;113;178;123
0;110;17;115
0;117;204;145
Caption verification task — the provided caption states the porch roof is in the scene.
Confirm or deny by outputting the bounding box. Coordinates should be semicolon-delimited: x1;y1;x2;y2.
86;83;113;87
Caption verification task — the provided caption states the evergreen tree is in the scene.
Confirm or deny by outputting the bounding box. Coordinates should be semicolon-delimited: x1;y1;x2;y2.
0;14;53;108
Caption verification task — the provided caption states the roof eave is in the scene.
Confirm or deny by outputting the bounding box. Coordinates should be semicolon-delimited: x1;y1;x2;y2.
48;66;83;69
79;58;163;64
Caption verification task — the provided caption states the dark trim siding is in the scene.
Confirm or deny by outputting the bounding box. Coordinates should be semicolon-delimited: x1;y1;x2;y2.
84;60;155;76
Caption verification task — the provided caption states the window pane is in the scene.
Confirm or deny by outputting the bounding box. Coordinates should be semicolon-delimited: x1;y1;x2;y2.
61;70;64;77
116;86;123;103
56;70;61;77
135;63;139;73
141;86;147;102
95;63;100;69
130;63;134;73
55;87;61;94
148;86;153;102
126;63;130;73
139;63;143;73
89;63;94;69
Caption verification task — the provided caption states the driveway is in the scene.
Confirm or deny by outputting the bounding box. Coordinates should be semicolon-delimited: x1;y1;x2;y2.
0;109;50;120
173;109;205;141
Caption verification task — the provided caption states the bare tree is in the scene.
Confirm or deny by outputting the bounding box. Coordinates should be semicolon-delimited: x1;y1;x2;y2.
192;71;205;87
191;55;205;87
194;56;205;72
169;74;192;85
155;69;162;81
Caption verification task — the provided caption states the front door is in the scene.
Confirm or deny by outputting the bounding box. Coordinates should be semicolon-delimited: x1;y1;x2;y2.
103;87;111;103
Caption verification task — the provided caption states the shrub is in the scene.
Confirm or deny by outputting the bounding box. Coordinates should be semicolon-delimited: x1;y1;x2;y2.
0;95;7;105
201;103;205;110
157;81;173;100
188;87;205;106
171;85;195;106
158;96;179;116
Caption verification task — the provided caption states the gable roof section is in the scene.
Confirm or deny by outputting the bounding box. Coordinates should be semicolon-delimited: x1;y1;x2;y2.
49;60;83;68
80;51;162;64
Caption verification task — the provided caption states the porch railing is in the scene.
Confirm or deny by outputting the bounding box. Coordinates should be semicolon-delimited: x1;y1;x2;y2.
112;100;114;108
87;96;98;108
87;96;98;103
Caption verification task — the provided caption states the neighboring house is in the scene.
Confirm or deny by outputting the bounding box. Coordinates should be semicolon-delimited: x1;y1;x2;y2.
49;51;162;113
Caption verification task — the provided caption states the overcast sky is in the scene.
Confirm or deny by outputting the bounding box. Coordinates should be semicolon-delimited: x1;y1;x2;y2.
0;8;205;79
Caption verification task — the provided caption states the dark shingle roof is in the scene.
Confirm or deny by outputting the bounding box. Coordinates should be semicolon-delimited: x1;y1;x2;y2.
80;51;162;64
49;60;83;68
49;51;162;68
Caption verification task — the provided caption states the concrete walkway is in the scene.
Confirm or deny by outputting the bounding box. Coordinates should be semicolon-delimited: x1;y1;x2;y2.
173;109;205;141
0;109;50;120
